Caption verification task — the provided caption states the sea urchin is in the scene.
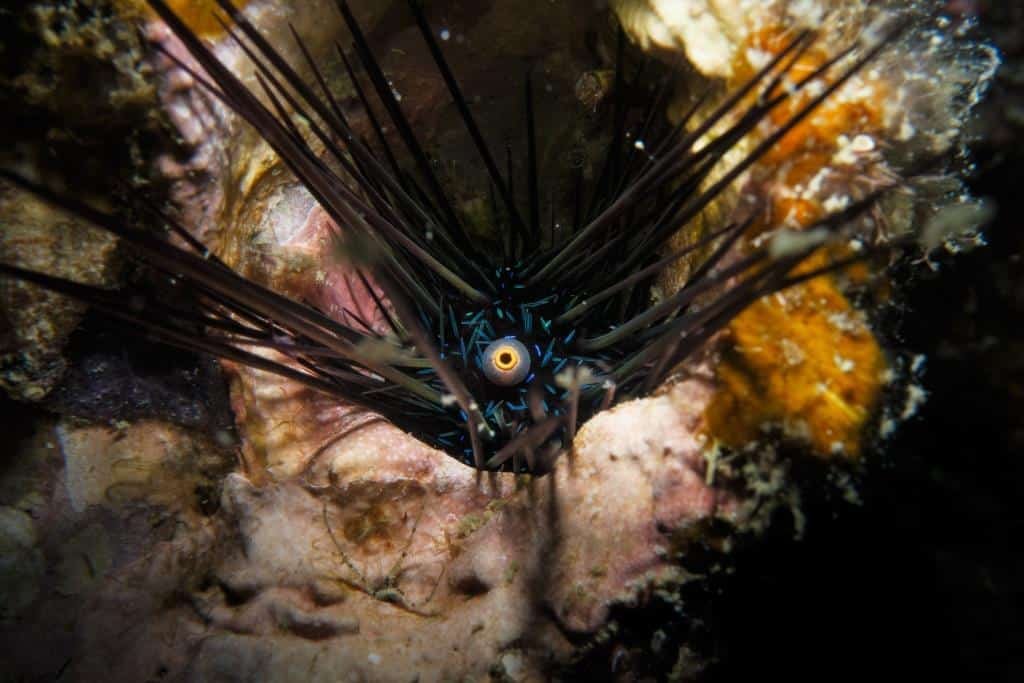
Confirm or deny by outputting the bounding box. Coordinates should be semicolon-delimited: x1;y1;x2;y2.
1;0;911;472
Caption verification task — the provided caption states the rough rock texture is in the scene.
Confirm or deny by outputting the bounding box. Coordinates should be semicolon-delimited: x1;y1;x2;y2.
0;373;733;681
0;0;167;402
180;376;730;681
0;186;119;401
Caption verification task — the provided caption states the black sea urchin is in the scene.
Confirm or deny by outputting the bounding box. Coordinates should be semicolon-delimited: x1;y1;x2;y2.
0;0;907;471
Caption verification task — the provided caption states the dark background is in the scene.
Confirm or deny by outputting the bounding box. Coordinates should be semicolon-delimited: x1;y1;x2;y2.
706;2;1024;680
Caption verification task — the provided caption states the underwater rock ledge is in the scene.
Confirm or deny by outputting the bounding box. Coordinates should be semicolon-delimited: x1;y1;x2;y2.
0;0;999;680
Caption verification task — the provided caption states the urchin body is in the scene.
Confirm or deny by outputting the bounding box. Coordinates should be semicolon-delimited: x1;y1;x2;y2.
167;0;901;471
3;0;904;472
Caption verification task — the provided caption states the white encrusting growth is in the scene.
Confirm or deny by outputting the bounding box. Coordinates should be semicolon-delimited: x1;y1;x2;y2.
832;134;876;165
833;353;855;374
612;0;748;77
768;226;830;258
920;200;996;252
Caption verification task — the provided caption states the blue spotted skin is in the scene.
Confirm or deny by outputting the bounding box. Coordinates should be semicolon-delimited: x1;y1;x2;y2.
425;266;612;464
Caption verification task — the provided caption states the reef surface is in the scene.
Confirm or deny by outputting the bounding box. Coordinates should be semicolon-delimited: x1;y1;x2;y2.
0;0;1000;680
